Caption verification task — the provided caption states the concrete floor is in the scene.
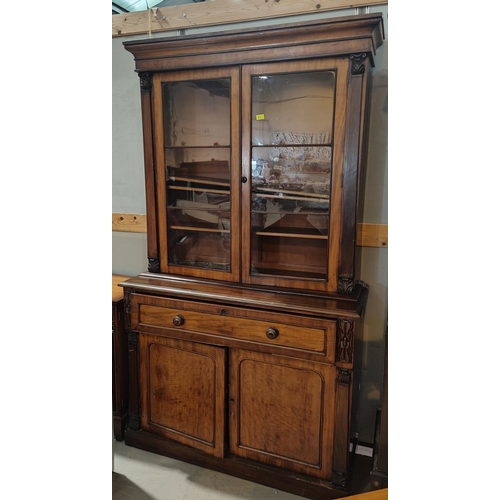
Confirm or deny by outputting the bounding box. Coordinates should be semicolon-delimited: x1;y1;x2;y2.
112;438;374;500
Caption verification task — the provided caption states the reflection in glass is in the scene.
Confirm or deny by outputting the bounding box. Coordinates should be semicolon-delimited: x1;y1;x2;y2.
169;231;230;270
163;79;231;148
249;71;335;280
163;79;232;271
251;72;335;146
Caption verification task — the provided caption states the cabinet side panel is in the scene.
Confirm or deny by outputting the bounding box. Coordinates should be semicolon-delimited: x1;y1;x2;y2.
139;74;159;270
332;367;352;485
354;66;373;283
152;74;168;273
112;300;129;440
338;56;369;285
329;58;349;292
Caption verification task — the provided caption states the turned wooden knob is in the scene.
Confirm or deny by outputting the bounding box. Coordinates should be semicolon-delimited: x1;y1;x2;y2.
173;314;185;326
266;327;279;339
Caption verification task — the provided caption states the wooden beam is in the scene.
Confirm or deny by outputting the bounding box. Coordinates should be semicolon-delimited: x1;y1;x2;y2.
112;0;388;38
112;213;388;248
112;212;147;233
356;222;387;248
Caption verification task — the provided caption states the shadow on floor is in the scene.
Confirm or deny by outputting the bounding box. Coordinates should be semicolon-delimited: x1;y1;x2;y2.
113;472;157;500
113;438;376;500
348;453;373;495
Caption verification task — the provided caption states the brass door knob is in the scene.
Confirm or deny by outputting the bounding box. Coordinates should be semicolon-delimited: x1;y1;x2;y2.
173;314;185;326
266;327;279;339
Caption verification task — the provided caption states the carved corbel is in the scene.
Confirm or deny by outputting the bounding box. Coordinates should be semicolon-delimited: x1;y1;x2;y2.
338;277;354;294
350;53;367;75
332;469;348;489
128;415;140;431
124;290;132;327
139;72;152;92
337;368;352;386
148;257;160;273
336;320;354;364
127;330;138;345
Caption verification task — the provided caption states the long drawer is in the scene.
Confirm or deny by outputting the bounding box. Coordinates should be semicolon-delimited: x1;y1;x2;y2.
129;293;335;360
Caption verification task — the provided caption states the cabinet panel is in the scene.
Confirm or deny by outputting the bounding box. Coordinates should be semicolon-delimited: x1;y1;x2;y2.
139;334;226;458
229;349;335;479
112;298;128;440
130;292;333;360
122;13;383;498
152;68;241;281
241;59;349;292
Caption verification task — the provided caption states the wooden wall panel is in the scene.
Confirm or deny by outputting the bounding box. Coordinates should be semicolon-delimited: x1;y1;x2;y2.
356;223;388;248
112;213;147;233
112;0;388;38
112;213;387;247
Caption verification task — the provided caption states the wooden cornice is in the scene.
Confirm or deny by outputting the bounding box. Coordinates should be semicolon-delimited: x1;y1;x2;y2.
112;213;388;248
112;0;388;38
122;12;384;71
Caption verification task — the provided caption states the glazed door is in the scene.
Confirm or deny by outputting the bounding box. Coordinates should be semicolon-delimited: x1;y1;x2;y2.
229;349;335;479
241;59;349;292
153;67;241;281
139;333;226;458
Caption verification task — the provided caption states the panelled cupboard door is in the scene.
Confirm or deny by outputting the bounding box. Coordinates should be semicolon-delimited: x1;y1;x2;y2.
229;349;335;479
139;334;226;458
241;58;350;292
152;67;241;282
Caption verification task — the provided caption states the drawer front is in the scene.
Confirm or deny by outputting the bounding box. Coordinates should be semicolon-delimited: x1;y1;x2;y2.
130;294;332;357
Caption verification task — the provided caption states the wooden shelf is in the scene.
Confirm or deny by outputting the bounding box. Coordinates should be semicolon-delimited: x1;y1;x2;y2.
169;185;229;195
252;192;329;203
253;231;327;240
169;176;230;187
251;210;328;215
170;225;230;234
253;186;330;199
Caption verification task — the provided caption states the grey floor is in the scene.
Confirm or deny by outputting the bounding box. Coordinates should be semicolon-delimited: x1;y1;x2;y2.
112;438;373;500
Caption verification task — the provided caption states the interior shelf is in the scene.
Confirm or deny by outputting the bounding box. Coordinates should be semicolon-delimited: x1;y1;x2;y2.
169;176;231;187
253;231;327;240
169;185;229;195
170;225;230;234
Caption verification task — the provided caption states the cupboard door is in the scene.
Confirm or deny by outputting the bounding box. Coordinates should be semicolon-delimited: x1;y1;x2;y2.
241;59;349;292
139;334;226;458
153;67;241;281
229;349;335;479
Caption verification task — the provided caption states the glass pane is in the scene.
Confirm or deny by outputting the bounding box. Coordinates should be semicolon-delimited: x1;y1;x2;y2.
251;146;331;213
163;78;232;272
169;230;230;271
251;212;329;236
250;233;328;280
163;79;231;148
249;71;335;281
166;147;230;172
251;72;335;146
